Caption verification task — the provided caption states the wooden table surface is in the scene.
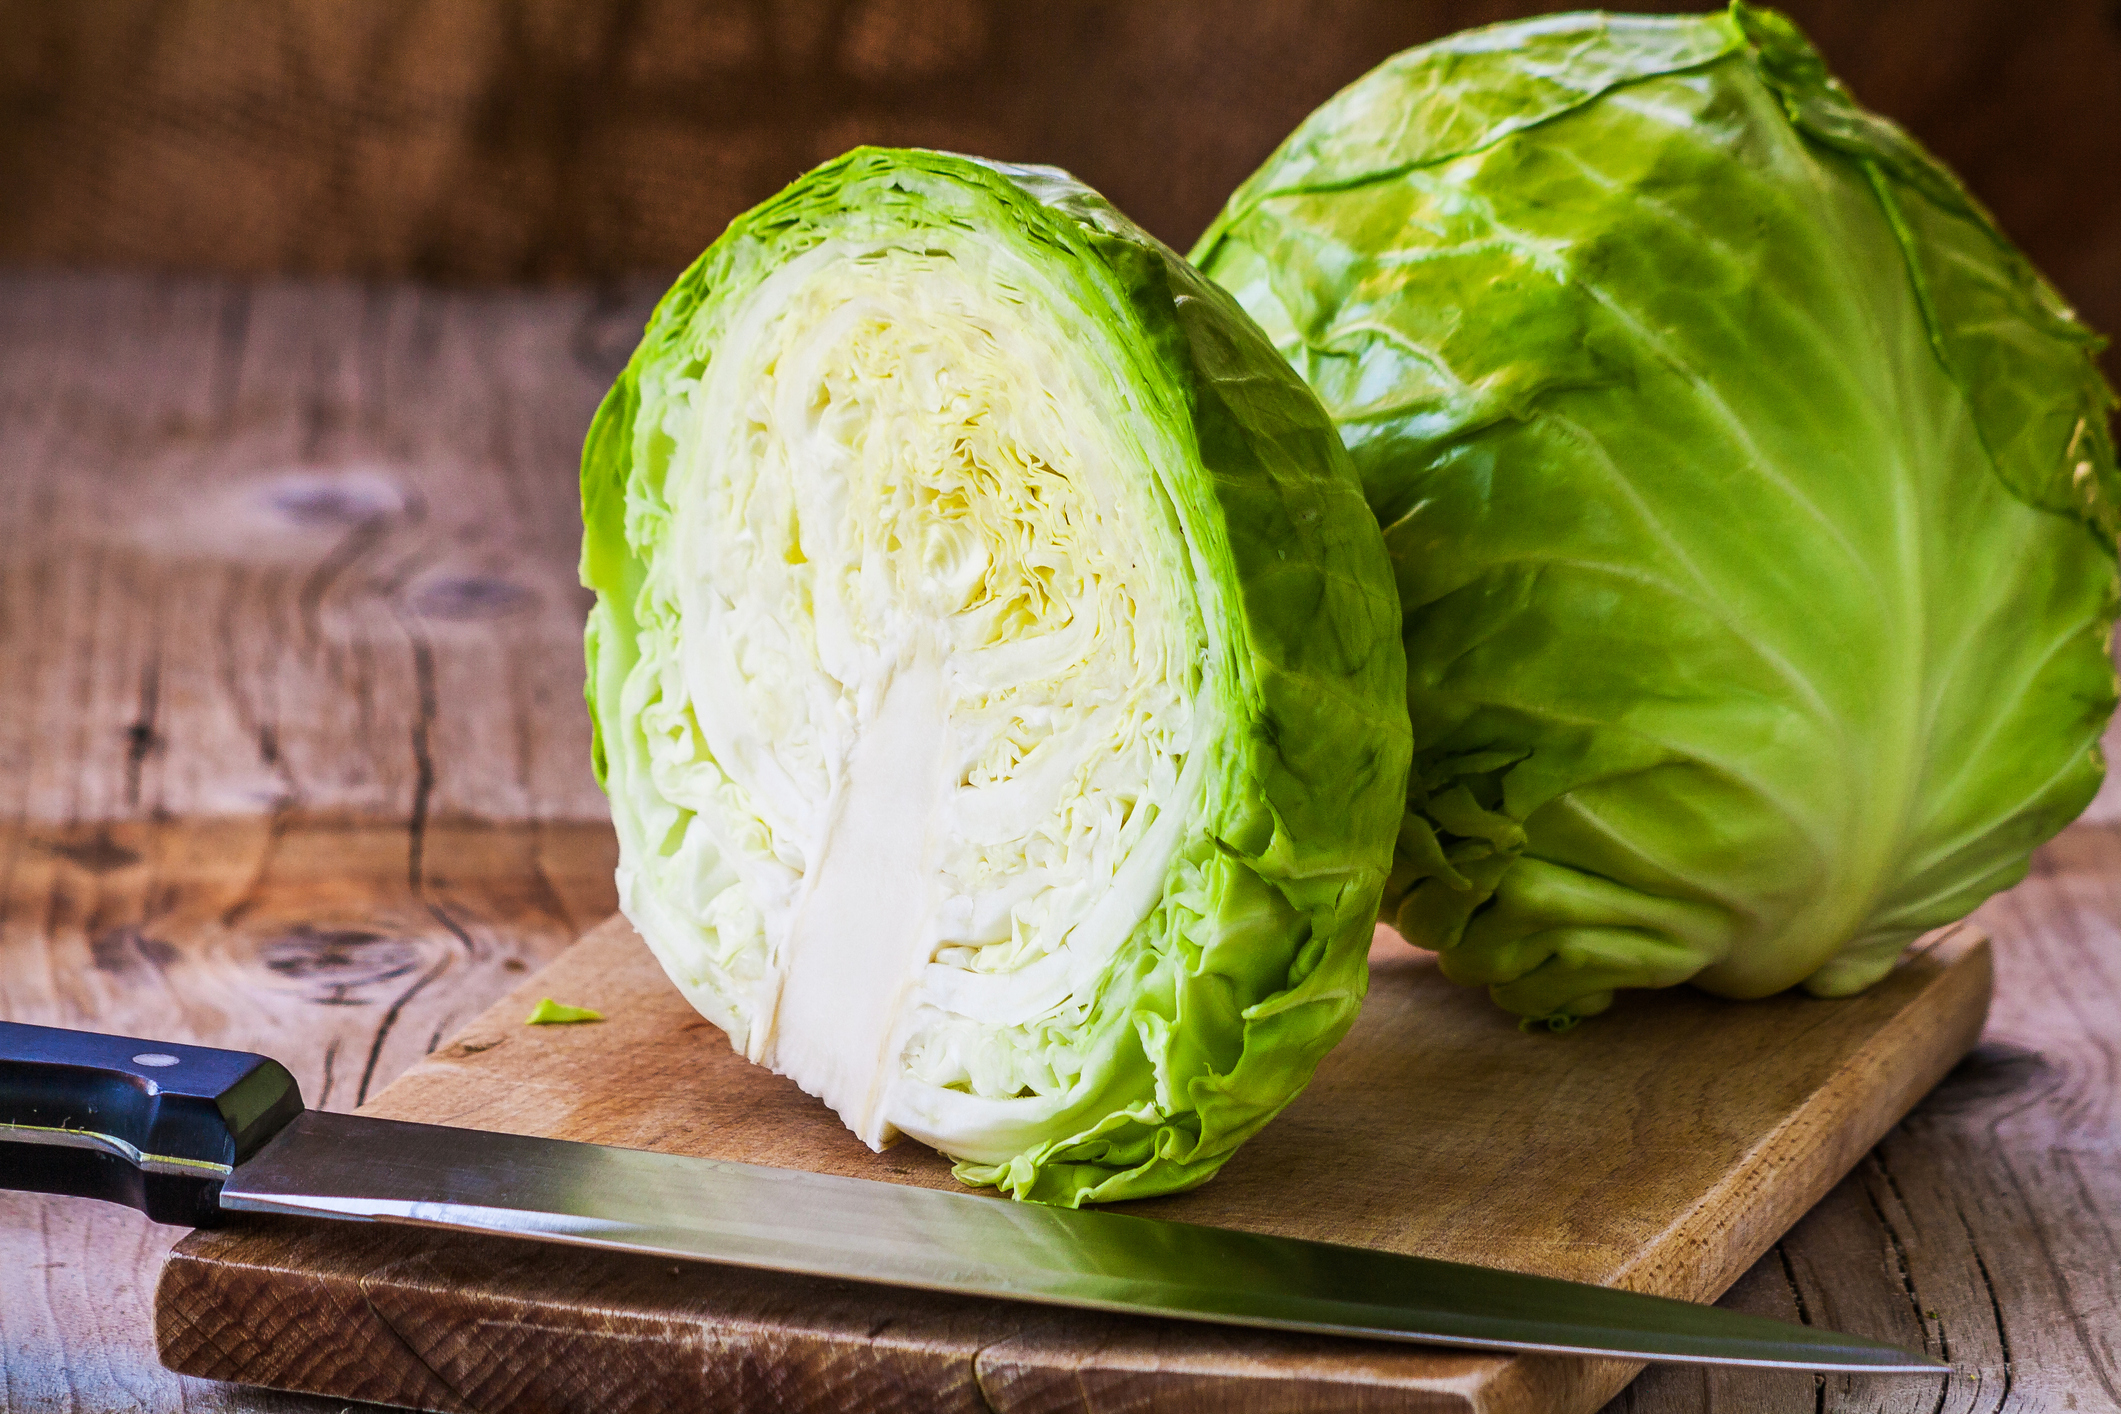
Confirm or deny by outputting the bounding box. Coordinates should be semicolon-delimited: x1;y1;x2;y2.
2;269;2116;1413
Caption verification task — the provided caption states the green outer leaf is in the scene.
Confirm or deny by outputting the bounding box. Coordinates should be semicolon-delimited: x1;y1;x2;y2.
1195;7;2118;1023
1725;3;2120;543
580;149;1409;1203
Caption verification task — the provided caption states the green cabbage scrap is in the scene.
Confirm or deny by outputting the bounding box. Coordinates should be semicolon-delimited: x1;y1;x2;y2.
525;999;605;1025
1195;5;2119;1024
581;149;1409;1202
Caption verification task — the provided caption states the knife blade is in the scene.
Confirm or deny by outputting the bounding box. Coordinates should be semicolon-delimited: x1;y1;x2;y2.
0;1019;1945;1373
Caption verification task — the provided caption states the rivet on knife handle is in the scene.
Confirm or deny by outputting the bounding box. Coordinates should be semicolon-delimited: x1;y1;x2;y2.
0;1020;303;1226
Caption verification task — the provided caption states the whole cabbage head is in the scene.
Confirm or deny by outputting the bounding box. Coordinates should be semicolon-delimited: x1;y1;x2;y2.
1193;5;2120;1025
581;149;1409;1202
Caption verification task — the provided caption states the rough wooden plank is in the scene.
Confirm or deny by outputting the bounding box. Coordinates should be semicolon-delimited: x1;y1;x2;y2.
0;818;616;1100
1612;827;2121;1414
0;816;618;1414
0;1185;410;1414
155;914;1990;1412
0;267;632;1413
0;270;645;827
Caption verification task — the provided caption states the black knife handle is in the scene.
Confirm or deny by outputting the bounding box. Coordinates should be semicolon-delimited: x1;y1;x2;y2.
0;1021;304;1226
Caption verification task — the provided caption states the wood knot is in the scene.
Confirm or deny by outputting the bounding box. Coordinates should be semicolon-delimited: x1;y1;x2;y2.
411;575;535;620
1928;1040;2056;1113
260;469;403;527
42;829;143;874
90;927;179;975
256;924;430;1007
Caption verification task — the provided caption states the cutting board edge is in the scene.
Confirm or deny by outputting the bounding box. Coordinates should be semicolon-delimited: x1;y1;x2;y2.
1609;924;1993;1305
1428;923;1994;1414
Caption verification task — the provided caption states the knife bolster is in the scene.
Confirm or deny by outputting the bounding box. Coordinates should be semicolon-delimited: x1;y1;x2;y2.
0;1021;305;1226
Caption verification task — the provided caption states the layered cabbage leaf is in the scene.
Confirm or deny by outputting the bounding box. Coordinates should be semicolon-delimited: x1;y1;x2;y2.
581;149;1409;1202
1195;5;2119;1024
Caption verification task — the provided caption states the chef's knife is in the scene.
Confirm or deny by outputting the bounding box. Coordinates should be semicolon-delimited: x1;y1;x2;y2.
0;1020;1943;1373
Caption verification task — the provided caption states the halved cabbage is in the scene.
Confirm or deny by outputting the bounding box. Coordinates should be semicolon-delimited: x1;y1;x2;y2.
580;150;1409;1204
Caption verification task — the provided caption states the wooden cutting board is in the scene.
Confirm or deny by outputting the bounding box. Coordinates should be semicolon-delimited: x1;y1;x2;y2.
154;914;1990;1414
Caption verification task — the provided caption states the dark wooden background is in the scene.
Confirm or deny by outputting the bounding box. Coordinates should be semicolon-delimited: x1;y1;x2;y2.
3;0;2118;370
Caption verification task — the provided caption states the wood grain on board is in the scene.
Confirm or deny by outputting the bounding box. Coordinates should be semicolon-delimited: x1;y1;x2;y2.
154;914;1990;1414
3;272;2120;1412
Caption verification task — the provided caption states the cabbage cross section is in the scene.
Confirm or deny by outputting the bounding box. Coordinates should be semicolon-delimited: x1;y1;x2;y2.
582;150;1410;1204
